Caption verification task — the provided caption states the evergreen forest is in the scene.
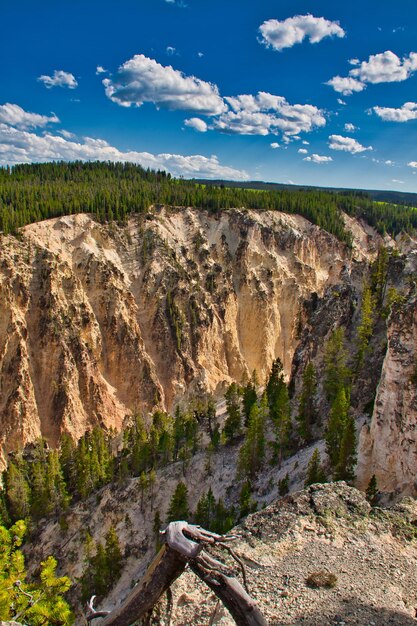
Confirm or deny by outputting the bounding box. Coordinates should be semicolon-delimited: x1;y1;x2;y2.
0;161;416;240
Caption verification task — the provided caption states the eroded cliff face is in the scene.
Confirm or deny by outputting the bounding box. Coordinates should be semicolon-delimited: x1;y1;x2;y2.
0;208;365;458
358;286;417;496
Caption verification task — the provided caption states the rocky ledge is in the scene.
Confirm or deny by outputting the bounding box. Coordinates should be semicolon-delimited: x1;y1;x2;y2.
155;482;417;625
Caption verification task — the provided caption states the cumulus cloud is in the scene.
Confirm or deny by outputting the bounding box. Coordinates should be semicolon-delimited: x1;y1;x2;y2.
350;50;417;84
408;161;417;168
328;134;372;153
212;91;326;138
373;101;417;122
38;70;78;89
303;153;332;163
344;123;357;132
327;50;417;95
0;123;248;180
337;98;347;105
184;117;208;132
0;103;59;129
270;142;280;149
326;76;365;95
103;54;226;115
259;14;345;52
298;148;308;154
96;66;107;75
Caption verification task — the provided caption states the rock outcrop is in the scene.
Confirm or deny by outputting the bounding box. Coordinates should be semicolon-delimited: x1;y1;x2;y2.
161;482;417;625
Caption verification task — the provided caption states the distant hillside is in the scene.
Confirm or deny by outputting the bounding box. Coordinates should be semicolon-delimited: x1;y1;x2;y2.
196;178;417;208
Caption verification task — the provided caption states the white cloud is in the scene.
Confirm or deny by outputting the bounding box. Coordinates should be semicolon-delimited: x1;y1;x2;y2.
270;142;280;149
0;103;59;129
184;117;208;132
166;46;176;56
392;179;404;184
344;123;357;132
96;66;107;75
328;134;372;153
337;98;347;105
327;50;417;96
326;76;365;95
0;123;248;180
302;140;309;145
37;70;78;89
372;158;395;166
259;14;345;52
212;91;326;138
298;148;308;154
103;54;225;115
373;101;417;122
303;153;332;163
58;130;75;139
408;161;417;168
350;50;417;84
197;52;204;58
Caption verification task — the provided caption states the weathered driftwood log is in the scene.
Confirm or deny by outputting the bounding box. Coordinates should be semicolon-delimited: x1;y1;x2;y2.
88;521;267;626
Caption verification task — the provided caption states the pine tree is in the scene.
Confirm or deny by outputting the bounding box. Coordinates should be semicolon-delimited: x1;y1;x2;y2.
297;362;318;442
223;382;242;442
324;328;350;403
371;246;388;307
366;475;378;506
242;376;257;425
139;472;148;512
238;401;265;479
194;487;216;529
167;481;190;522
335;414;357;483
239;481;256;518
325;386;350;470
153;510;163;549
0;520;72;624
305;449;326;486
270;384;291;467
355;285;374;369
105;527;123;584
59;433;76;492
5;460;31;522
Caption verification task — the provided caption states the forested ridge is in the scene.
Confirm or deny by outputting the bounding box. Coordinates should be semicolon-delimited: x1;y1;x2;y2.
1;161;416;241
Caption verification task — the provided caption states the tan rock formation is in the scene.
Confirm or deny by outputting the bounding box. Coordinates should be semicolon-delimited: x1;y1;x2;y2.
358;288;417;496
0;208;360;458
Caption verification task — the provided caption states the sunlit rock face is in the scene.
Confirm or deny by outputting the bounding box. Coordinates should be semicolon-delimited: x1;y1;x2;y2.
0;207;358;458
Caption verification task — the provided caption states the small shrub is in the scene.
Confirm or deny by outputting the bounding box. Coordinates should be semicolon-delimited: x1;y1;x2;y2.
305;571;338;589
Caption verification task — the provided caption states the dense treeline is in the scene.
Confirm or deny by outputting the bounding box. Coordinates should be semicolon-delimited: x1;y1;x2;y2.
0;161;415;240
0;160;364;243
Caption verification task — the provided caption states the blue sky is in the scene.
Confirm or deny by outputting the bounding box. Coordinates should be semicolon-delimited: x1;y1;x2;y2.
1;0;417;191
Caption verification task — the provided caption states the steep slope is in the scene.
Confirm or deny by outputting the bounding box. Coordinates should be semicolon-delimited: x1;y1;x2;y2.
0;208;364;459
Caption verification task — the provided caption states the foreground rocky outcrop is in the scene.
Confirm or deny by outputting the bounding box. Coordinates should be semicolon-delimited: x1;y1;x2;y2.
158;482;417;625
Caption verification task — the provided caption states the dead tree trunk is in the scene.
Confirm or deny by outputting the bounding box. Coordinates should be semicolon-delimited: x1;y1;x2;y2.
88;521;267;626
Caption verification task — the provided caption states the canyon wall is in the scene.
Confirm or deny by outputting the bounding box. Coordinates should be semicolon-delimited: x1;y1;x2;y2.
0;207;356;457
